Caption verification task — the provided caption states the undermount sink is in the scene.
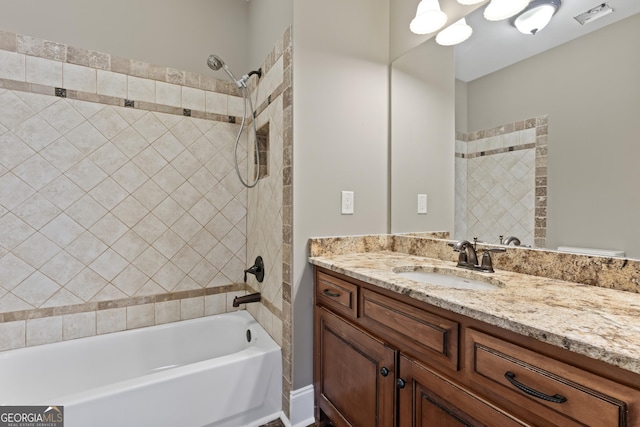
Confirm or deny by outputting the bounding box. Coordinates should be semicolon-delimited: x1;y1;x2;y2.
392;267;503;290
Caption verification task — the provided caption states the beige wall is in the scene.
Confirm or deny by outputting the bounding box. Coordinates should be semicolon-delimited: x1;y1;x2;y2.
464;13;640;257
248;0;292;69
293;0;391;388
455;79;468;133
391;39;455;233
0;0;250;76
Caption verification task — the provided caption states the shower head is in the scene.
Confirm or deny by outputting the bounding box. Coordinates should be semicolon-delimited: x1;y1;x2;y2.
207;54;241;86
206;54;225;71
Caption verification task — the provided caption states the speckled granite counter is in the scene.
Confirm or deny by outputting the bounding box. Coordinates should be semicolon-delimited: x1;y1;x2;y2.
309;238;640;376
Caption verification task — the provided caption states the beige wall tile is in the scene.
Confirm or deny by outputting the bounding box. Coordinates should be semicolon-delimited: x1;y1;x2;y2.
204;293;226;316
0;29;265;351
62;311;96;340
63;63;96;93
228;95;245;118
26;56;62;87
0;50;25;81
127;303;155;329
26;316;62;346
181;296;204;320
205;91;227;115
182;86;205;111
156;81;182;108
155;300;181;324
0;320;25;351
96;307;126;334
97;70;127;98
128;75;155;103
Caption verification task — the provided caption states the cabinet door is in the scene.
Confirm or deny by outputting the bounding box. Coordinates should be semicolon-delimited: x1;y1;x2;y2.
397;354;531;427
314;307;396;427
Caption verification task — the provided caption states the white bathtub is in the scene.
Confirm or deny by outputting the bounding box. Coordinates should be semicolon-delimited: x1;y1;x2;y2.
0;310;282;427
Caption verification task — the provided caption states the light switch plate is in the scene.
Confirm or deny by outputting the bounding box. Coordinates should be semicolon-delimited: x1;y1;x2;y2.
418;194;427;214
341;191;354;215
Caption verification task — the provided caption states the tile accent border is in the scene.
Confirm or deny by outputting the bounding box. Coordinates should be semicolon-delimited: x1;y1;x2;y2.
0;30;248;123
0;284;246;323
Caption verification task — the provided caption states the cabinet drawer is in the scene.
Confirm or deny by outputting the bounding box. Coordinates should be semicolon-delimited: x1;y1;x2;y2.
466;329;639;427
316;271;358;319
360;288;459;372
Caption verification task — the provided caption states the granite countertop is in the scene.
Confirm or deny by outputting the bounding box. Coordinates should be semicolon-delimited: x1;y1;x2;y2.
309;251;640;375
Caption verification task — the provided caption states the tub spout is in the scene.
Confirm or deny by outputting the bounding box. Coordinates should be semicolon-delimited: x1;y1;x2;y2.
233;292;261;307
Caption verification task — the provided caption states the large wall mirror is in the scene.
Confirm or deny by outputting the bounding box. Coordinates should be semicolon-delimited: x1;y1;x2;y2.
391;0;640;259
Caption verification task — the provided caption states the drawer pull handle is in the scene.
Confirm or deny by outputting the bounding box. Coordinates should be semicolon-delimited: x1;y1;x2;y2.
505;371;567;404
380;367;390;377
323;289;340;298
396;378;407;389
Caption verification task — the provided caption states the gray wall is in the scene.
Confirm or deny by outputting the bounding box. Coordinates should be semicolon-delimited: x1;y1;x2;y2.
391;40;455;233
464;13;640;257
0;0;251;76
292;0;391;388
248;0;292;69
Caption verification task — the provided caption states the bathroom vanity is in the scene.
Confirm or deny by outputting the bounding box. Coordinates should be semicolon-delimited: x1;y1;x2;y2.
310;239;640;427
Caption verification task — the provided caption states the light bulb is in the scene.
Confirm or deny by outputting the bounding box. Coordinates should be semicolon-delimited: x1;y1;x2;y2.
410;0;448;35
436;18;473;46
514;3;557;34
483;0;529;21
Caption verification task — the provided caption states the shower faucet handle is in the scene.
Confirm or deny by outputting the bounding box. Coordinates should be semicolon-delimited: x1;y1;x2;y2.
244;256;265;283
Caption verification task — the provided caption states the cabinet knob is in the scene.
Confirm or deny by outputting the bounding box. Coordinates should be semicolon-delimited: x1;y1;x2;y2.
396;378;407;389
380;367;390;377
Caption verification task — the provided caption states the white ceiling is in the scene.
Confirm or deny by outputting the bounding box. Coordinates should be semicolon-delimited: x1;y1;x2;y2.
454;0;640;82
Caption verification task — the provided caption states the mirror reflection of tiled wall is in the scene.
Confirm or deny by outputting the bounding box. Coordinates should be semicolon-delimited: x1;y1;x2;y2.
455;116;547;247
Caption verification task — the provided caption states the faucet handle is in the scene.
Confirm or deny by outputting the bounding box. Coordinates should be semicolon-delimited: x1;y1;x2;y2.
478;247;506;272
479;251;495;272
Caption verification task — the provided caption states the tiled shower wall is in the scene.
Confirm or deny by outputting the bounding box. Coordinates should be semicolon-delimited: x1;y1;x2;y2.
244;28;293;416
455;116;547;247
0;30;260;350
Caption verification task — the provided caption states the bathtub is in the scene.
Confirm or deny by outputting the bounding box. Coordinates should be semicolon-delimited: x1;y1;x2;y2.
0;310;282;427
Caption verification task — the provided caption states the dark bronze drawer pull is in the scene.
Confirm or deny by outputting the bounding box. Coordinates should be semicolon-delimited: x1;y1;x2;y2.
323;289;340;297
396;378;406;389
505;371;567;404
380;367;390;377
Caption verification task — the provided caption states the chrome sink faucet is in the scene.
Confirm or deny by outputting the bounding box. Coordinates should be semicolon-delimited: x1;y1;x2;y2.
451;238;505;273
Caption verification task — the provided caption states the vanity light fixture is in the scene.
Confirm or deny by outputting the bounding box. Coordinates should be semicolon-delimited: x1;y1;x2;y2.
483;0;529;21
410;0;448;35
436;18;473;46
512;0;561;35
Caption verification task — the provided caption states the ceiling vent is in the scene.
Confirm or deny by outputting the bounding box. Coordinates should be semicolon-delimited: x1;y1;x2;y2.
573;2;614;25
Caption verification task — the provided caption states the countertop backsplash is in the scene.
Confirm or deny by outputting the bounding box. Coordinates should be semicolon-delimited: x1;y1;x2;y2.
309;234;640;294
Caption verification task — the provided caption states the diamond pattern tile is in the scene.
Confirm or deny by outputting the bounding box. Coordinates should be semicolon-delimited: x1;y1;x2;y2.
0;89;246;312
456;130;535;246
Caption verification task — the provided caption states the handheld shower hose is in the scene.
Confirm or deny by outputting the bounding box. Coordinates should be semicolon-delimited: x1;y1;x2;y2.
206;54;262;188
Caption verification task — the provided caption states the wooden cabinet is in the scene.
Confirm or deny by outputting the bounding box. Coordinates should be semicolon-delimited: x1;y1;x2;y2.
313;266;640;427
397;354;530;427
314;307;396;426
466;329;640;427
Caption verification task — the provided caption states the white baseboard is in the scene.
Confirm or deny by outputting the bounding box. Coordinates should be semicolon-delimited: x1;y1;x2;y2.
282;384;315;427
